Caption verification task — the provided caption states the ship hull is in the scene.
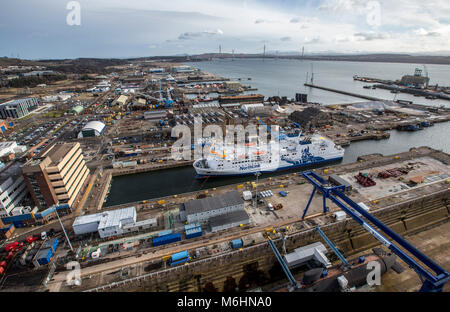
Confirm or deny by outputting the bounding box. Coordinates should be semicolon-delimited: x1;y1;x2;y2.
194;156;343;179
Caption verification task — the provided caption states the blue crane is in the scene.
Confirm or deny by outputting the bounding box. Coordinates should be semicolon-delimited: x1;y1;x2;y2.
301;170;450;292
267;237;299;290
316;226;349;268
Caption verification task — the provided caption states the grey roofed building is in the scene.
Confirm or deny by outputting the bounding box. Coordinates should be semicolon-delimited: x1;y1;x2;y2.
179;191;244;223
209;209;250;232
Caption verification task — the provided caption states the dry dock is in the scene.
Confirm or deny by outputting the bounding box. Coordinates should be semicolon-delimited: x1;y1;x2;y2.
41;146;450;293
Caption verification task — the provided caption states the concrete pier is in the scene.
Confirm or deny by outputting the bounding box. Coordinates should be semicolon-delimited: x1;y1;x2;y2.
304;83;384;101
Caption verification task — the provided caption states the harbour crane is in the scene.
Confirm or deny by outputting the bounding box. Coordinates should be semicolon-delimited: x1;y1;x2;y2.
423;64;429;88
300;171;450;292
315;226;349;268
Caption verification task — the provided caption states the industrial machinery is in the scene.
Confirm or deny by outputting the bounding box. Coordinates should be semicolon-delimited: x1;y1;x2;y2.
301;171;450;292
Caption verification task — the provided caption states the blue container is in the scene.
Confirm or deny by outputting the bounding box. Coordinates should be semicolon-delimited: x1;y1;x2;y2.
279;191;287;197
184;222;201;231
42;237;59;252
0;224;13;232
12;221;25;228
0;126;5;132
171;250;189;263
152;233;181;247
2;213;33;224
36;248;53;265
185;227;202;239
231;238;243;249
158;229;173;237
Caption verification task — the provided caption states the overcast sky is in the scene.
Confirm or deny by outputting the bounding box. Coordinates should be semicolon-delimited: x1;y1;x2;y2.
1;0;449;59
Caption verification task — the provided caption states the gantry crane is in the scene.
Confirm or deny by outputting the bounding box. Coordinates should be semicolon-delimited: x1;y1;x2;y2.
301;171;449;292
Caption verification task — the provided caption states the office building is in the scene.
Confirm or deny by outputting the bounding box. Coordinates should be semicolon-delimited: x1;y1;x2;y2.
22;142;90;209
0;161;29;217
0;98;39;119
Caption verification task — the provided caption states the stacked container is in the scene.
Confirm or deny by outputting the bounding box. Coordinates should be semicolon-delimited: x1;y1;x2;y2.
185;223;202;239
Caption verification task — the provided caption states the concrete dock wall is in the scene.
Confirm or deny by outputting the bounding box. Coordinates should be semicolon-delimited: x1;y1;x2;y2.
87;188;449;292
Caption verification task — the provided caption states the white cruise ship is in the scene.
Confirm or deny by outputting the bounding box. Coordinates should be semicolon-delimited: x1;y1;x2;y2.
193;134;344;178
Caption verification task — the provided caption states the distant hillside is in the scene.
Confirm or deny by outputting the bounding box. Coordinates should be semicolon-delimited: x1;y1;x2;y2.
0;57;129;74
184;53;450;65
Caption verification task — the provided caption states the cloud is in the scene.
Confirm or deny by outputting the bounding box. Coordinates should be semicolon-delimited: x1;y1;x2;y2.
280;36;291;41
414;28;441;37
319;0;368;14
178;29;224;40
354;32;388;41
304;37;322;44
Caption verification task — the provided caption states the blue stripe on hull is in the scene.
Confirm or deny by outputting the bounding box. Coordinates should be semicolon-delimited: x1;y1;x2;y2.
195;157;343;179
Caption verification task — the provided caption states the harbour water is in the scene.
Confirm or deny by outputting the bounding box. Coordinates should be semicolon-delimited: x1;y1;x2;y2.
186;58;450;107
104;59;450;207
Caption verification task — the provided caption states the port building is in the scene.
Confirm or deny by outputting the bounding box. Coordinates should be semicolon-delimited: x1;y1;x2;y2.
179;191;248;231
113;95;128;106
0;161;29;217
0;141;27;158
209;209;250;232
72;206;137;238
78;121;106;138
0;98;39;119
22;142;90;209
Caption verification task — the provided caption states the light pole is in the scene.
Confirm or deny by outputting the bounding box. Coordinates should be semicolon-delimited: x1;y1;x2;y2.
55;207;74;252
254;172;261;214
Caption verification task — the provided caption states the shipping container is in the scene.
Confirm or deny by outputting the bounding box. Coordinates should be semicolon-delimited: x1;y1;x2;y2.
36;248;53;266
158;229;173;237
231;238;243;249
184;222;201;231
1;213;33;224
152;233;181;247
42;237;59;252
170;250;190;266
185;227;202;239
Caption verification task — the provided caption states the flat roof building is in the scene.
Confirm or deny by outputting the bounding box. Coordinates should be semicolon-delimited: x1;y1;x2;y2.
22;142;90;209
0;161;29;217
72;206;137;238
113;95;128;106
0;98;39;119
179;191;244;224
209;209;250;232
0;141;27;158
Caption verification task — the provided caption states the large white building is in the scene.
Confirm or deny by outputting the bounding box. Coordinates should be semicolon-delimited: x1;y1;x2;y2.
72;206;137;238
0;161;29;217
78;121;106;138
0;141;27;157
